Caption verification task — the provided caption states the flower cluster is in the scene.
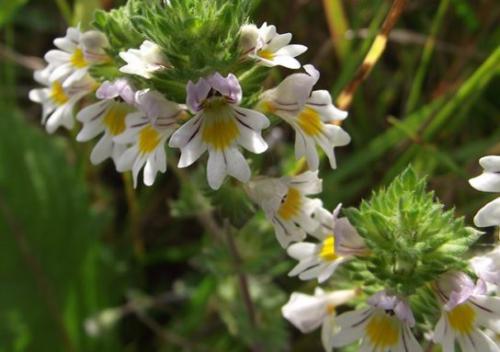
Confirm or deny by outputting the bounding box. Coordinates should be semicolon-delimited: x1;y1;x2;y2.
30;18;349;190
279;168;500;352
28;1;500;351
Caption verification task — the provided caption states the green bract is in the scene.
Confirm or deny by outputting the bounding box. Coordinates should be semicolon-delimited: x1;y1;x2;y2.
91;0;263;103
344;166;481;296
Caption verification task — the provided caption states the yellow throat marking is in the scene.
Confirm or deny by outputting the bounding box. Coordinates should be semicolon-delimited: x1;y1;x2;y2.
50;82;69;106
258;49;275;60
70;48;88;69
365;313;400;348
103;103;129;136
138;125;161;154
277;188;301;220
201;101;240;150
447;303;476;335
319;235;339;261
297;107;323;137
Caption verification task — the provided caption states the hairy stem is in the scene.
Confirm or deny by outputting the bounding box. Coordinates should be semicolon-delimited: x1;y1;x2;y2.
167;158;261;350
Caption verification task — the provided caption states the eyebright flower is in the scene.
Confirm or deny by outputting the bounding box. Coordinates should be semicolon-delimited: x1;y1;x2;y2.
282;288;358;352
119;40;170;79
115;89;183;187
247;171;323;248
240;23;307;69
29;66;95;134
469;156;500;227
260;65;350;170
169;72;269;190
331;291;422;352
44;27;108;87
470;245;500;287
287;205;368;283
76;79;136;166
433;271;500;352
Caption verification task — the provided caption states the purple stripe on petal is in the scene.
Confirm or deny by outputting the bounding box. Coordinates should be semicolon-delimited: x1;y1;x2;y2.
206;72;242;104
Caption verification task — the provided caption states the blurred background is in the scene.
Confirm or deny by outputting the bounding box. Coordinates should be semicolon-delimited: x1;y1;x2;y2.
0;0;498;351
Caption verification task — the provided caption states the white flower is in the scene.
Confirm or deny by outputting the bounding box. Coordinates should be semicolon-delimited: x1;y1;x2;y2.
115;89;183;187
169;72;269;190
469;156;500;227
29;66;94;133
433;271;500;352
119;40;170;79
470;245;500;286
241;23;307;69
331;291;422;352
287;205;368;283
260;65;350;170
282;288;358;352
76;79;136;166
44;27;108;87
247;171;323;248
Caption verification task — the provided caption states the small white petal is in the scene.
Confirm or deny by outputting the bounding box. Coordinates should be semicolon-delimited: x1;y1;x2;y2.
480;156;500;173
287;242;316;260
470;173;500;193
225;148;251;183
90;134;113;165
281;292;327;333
207;150;227;190
474;198;500;227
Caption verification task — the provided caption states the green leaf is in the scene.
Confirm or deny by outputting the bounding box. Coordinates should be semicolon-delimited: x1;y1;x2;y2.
0;108;121;351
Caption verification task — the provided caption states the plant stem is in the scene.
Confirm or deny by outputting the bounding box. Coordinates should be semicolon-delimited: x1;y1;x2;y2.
336;0;407;111
167;158;261;351
223;221;263;352
167;156;262;352
122;173;144;258
54;0;73;25
406;0;450;113
322;0;350;61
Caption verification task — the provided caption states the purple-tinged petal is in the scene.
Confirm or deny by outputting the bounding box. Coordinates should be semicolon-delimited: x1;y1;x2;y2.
186;78;211;112
437;272;476;310
206;73;242;104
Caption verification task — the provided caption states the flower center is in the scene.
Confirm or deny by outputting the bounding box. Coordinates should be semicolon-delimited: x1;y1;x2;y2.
277;188;301;220
258;49;275;60
319;235;339;261
260;100;277;114
70;48;88;69
201;102;240;150
447;303;476;335
297;107;323;136
103;103;129;136
138;125;161;154
365;313;400;348
50;82;69;106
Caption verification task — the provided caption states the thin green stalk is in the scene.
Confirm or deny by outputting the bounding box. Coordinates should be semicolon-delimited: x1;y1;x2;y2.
122;173;144;259
322;0;351;61
54;0;73;25
336;0;407;110
423;46;500;141
406;0;450;113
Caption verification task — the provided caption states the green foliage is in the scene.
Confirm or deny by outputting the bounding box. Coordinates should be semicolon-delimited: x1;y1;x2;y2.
0;0;27;28
92;3;143;52
344;166;481;296
91;0;263;103
0;107;121;351
130;0;255;77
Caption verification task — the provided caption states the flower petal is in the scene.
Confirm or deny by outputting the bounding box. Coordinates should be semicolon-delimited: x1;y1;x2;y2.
474;198;500;227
